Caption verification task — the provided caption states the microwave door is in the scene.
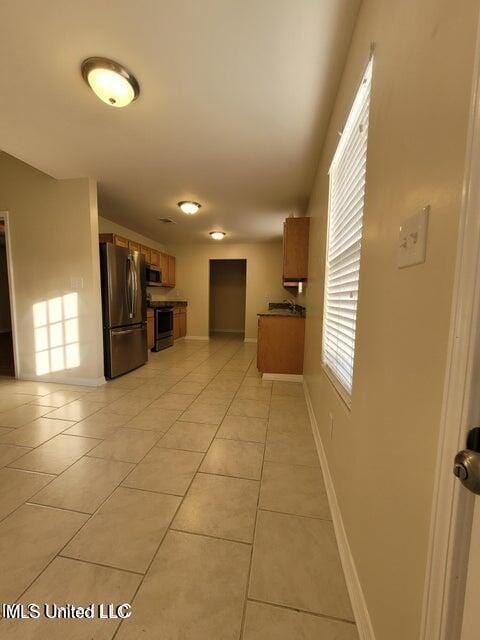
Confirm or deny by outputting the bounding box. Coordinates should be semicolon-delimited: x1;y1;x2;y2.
147;266;161;285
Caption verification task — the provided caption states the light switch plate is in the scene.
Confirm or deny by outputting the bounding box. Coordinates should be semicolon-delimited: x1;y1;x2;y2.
398;206;430;268
70;277;84;290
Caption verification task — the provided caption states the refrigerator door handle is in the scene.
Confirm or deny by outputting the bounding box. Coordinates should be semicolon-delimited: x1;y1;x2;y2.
126;255;134;319
111;327;141;336
125;256;131;318
132;259;138;318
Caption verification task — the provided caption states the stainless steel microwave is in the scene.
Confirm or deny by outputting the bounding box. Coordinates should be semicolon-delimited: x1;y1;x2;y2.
146;265;162;286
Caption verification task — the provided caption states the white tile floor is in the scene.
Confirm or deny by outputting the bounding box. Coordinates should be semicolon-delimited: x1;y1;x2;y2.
0;334;358;639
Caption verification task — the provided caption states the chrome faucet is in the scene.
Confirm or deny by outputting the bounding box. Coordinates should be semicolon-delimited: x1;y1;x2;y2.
283;298;297;313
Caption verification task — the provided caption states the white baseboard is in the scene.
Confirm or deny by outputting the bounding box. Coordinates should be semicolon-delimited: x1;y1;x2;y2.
18;374;106;387
303;381;375;640
185;335;210;341
212;329;244;333
244;337;258;343
263;373;303;382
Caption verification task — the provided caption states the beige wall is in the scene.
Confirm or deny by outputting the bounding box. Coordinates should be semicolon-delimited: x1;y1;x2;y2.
167;242;285;339
209;260;247;333
0;152;104;384
303;1;479;638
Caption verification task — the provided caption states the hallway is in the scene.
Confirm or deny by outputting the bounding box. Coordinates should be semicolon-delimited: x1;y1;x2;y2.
0;335;355;639
0;332;14;376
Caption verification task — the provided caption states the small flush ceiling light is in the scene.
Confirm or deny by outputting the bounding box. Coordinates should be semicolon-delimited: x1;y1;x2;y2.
81;57;140;108
210;231;226;240
178;201;201;215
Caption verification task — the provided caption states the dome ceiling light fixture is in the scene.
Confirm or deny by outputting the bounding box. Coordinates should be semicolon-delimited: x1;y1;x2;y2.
178;201;201;215
81;57;140;108
209;231;226;240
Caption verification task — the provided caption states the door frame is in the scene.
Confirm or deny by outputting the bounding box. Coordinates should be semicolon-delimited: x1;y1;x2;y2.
0;210;20;378
421;15;480;639
208;258;247;336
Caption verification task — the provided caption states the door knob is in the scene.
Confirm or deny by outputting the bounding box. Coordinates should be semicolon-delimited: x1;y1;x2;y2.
453;427;480;494
453;449;480;495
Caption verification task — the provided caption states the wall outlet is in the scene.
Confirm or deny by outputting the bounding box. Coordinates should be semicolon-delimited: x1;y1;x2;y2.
329;412;334;439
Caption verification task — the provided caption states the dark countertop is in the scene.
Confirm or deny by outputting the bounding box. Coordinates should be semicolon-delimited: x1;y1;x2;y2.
147;300;188;308
258;308;305;318
258;302;306;318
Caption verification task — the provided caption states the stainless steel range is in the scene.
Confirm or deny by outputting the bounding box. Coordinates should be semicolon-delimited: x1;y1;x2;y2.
150;304;174;351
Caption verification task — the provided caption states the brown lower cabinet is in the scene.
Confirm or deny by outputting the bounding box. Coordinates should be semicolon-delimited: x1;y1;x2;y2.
257;314;305;375
173;307;187;340
147;308;155;349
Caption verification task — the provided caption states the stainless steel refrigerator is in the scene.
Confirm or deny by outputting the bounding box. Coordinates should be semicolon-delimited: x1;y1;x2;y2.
100;242;148;379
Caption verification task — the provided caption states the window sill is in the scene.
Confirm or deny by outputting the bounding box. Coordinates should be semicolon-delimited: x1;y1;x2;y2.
322;364;352;412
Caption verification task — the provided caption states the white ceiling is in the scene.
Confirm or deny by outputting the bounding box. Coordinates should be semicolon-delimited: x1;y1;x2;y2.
0;0;360;244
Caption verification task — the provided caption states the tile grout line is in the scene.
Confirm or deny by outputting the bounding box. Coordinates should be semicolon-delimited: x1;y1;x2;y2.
246;596;358;626
5;342;222;600
6;340;219;605
1;336;262;632
168;526;253;547
0;427;117;528
112;334;250;639
238;367;272;639
257;506;332;522
56;554;146;578
5;433;105;475
24;501;92;516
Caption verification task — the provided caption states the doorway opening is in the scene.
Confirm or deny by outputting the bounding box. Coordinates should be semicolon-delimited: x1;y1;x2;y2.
0;215;15;376
209;259;247;337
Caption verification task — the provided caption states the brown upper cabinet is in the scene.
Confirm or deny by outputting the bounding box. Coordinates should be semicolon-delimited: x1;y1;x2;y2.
159;253;169;285
140;245;151;264
167;255;176;287
283;217;310;284
100;233;129;248
99;233;176;288
158;252;176;287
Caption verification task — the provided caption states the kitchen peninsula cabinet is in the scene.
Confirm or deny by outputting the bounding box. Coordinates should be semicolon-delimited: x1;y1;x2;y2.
257;313;305;374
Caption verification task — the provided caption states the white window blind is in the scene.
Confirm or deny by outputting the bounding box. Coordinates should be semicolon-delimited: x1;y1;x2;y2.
322;59;373;399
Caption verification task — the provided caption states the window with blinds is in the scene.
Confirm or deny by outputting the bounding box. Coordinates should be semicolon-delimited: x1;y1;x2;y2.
322;58;373;400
